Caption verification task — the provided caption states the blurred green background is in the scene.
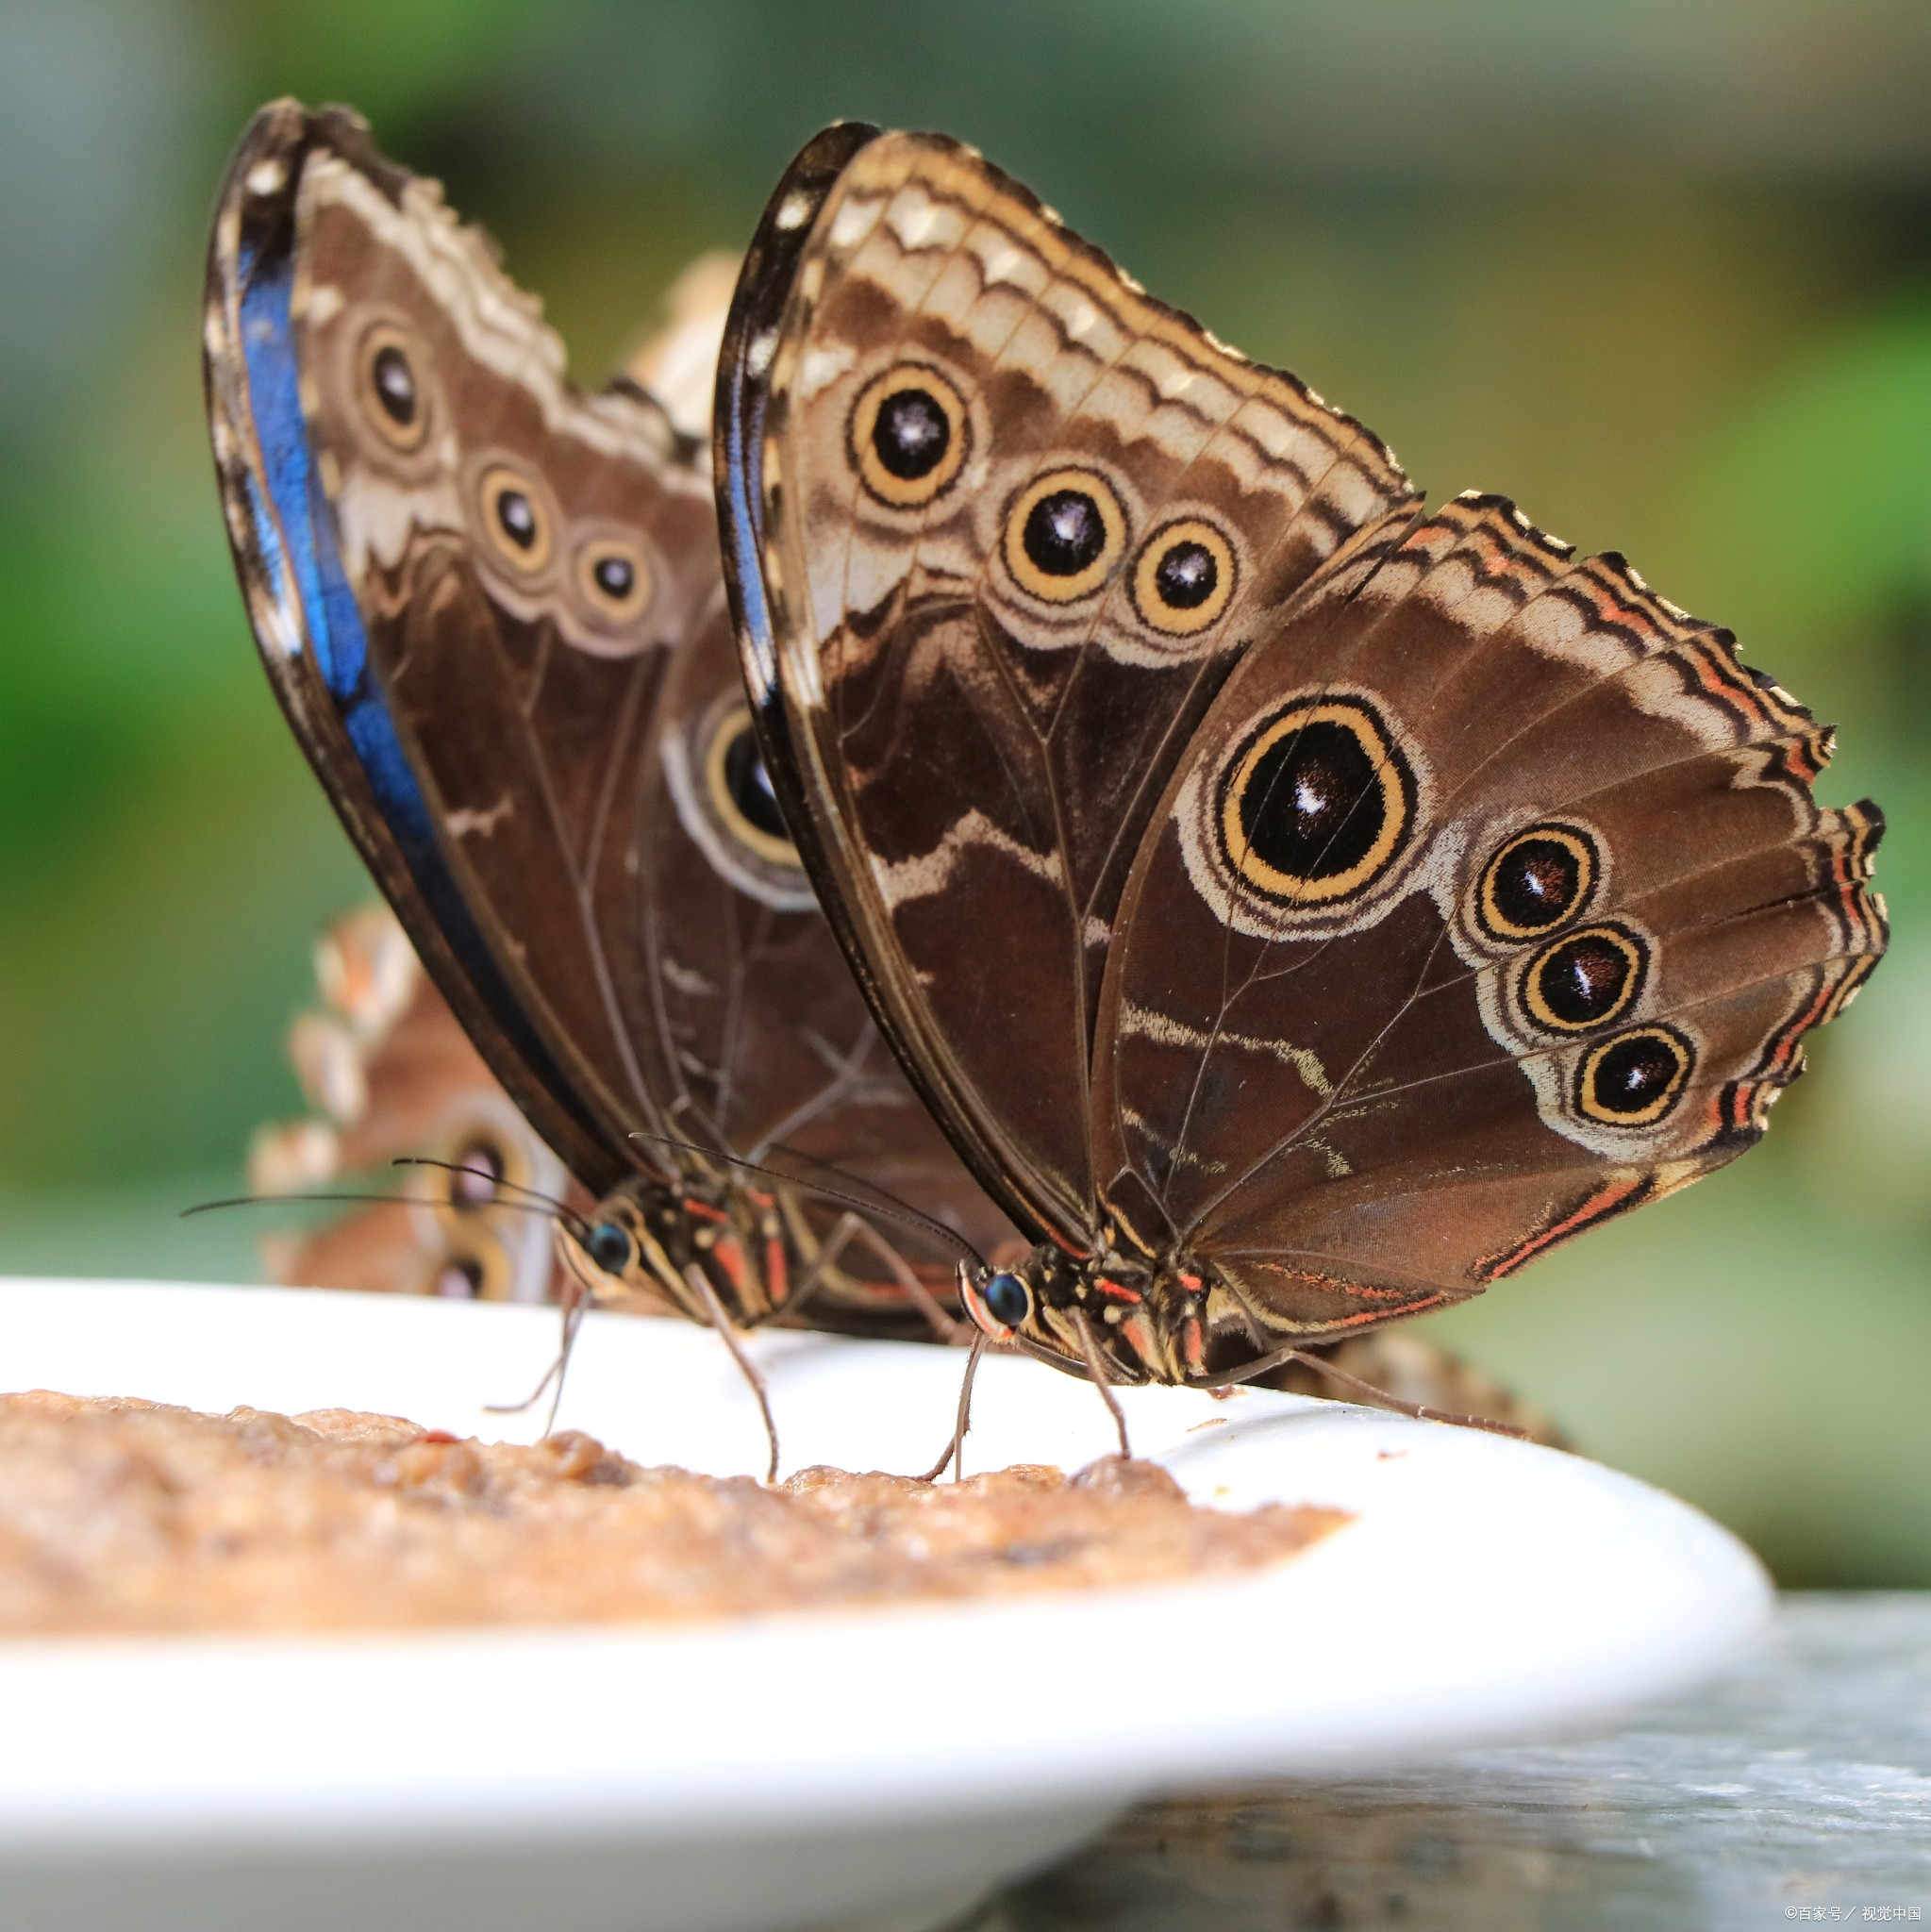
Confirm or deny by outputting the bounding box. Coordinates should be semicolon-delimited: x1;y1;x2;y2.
0;0;1924;1584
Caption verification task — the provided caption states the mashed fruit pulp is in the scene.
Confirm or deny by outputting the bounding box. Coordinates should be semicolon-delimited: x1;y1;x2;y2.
0;1391;1348;1635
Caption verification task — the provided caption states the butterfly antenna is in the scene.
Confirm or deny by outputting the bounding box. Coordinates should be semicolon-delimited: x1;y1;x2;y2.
767;1139;991;1269
390;1158;595;1240
181;1190;581;1227
625;1129;988;1269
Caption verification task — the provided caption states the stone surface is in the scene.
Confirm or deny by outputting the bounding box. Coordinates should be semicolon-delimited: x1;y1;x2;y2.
979;1594;1931;1930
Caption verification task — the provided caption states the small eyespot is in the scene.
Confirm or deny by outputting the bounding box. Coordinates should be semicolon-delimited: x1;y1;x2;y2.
1132;519;1237;637
358;324;428;451
848;363;970;508
1003;468;1126;604
574;539;652;626
1576;1025;1693;1126
971;1269;1032;1338
433;1257;485;1298
446;1139;506;1211
705;707;799;870
1216;697;1415;908
1478;824;1598;941
1519;925;1646;1035
478;464;554;575
586;1221;635;1277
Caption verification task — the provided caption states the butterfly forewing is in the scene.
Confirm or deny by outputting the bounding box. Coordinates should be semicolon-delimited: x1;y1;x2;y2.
208;101;1011;1336
727;126;1419;1247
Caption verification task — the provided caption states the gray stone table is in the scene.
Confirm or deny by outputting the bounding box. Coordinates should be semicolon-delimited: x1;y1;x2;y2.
973;1594;1931;1931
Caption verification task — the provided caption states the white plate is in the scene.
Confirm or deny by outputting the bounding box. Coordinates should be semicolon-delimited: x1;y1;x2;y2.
0;1277;1768;1932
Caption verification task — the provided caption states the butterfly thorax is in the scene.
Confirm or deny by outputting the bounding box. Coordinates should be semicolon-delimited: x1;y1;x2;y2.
565;1170;797;1327
965;1242;1238;1386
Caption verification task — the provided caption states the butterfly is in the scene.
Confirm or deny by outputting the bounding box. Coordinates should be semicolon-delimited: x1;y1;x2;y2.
203;102;1020;1464
249;902;594;1307
718;124;1889;1408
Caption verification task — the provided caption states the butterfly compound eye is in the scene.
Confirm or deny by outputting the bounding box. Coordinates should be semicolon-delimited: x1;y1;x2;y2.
849;363;970;508
586;1221;635;1277
1132;519;1238;638
1004;467;1127;605
974;1270;1032;1337
478;465;554;575
357;324;428;452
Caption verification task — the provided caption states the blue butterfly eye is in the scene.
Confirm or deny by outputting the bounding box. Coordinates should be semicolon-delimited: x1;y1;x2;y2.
586;1221;634;1276
980;1270;1031;1329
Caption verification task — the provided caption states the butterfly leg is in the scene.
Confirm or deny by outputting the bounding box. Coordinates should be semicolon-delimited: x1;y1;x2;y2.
788;1210;967;1341
683;1264;782;1482
913;1328;987;1483
485;1242;596;1428
1072;1310;1133;1460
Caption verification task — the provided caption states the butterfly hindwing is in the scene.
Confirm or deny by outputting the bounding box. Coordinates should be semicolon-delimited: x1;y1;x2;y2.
1093;494;1886;1346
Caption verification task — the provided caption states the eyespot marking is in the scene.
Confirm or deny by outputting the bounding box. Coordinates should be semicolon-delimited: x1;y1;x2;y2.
1576;1025;1692;1126
848;363;969;508
705;707;800;871
357;323;428;452
575;538;652;626
1520;924;1646;1034
1132;518;1237;638
1216;697;1414;907
1478;824;1598;941
1003;467;1126;604
478;464;554;575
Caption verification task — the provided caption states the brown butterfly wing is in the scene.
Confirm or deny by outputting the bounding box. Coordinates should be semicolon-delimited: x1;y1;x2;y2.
1090;496;1886;1348
212;103;1010;1324
728;126;1420;1247
252;906;591;1306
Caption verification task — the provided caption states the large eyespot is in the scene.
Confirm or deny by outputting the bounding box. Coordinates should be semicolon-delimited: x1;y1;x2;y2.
1131;519;1237;638
848;363;970;508
1576;1025;1693;1126
705;706;799;870
478;464;554;575
585;1220;636;1278
574;538;653;627
445;1138;506;1211
1216;698;1415;907
1519;924;1647;1035
357;323;428;452
1003;468;1127;604
969;1269;1033;1340
1478;824;1598;941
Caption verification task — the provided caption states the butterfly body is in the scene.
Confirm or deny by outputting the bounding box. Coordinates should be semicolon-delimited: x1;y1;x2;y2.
720;126;1889;1391
206;103;1009;1356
